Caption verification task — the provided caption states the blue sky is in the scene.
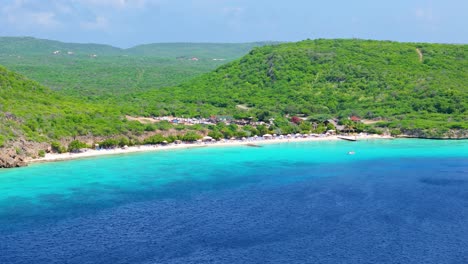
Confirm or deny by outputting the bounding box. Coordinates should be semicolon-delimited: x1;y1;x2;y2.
0;0;466;47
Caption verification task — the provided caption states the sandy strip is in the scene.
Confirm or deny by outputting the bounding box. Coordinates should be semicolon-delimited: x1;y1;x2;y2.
29;134;393;164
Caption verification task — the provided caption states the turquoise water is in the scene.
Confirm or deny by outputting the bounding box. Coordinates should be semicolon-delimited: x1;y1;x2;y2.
1;139;467;263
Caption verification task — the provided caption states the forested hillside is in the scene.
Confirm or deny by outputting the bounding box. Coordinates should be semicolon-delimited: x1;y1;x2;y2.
0;54;228;98
0;37;272;97
136;39;467;137
0;38;467;151
0;37;121;56
0;65;145;147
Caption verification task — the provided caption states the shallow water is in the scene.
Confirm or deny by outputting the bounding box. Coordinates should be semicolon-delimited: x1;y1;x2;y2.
1;139;467;263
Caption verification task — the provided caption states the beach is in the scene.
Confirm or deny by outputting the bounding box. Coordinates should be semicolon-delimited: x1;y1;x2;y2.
30;134;393;164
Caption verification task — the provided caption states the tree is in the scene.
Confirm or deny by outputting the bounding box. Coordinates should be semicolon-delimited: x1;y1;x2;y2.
208;130;224;140
68;140;87;153
182;131;202;142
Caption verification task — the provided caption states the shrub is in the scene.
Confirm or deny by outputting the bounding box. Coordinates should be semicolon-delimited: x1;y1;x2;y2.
390;129;402;136
208;130;224;140
68;140;88;152
144;134;166;144
38;150;46;157
99;138;119;148
181;131;201;142
118;137;130;147
51;142;66;153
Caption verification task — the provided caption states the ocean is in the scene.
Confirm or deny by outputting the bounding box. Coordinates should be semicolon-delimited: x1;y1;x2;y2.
0;139;467;264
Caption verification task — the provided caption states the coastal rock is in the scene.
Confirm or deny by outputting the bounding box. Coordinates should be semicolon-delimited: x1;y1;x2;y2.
400;129;468;139
0;148;27;168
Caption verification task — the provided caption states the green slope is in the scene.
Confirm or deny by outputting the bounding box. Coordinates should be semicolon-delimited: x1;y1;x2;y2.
0;65;145;146
0;37;121;56
0;37;274;97
136;39;467;136
0;54;228;98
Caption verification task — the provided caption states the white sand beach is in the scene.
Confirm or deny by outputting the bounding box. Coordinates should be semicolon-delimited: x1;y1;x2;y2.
29;134;393;164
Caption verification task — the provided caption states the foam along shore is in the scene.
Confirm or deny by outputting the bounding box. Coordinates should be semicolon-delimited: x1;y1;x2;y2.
29;134;393;164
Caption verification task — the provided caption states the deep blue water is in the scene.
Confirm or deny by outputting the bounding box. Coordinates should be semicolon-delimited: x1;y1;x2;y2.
0;139;467;263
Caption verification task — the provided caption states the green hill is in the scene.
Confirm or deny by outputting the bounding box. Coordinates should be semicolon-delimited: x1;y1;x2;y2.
0;37;274;97
136;39;467;137
0;65;145;147
0;37;121;56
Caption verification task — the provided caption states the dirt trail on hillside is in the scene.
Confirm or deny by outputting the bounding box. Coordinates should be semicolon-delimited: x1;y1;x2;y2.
126;115;157;124
416;48;423;62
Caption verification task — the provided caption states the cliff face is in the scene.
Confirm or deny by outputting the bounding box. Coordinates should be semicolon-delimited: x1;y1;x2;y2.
0;148;27;168
400;129;468;139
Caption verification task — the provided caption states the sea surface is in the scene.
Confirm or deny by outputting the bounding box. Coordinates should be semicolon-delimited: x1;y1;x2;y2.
0;139;467;264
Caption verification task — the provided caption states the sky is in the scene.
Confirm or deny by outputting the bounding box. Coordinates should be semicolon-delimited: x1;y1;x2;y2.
0;0;467;48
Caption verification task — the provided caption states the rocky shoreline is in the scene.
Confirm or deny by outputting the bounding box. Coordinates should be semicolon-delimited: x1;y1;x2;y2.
0;148;27;168
1;133;467;169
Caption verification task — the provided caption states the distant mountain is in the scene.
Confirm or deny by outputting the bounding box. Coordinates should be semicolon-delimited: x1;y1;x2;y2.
0;37;278;58
139;39;467;137
0;37;277;97
0;37;122;56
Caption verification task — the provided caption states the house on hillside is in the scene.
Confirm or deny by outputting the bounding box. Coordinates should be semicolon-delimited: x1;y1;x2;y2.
189;57;199;61
350;116;361;122
52;50;60;55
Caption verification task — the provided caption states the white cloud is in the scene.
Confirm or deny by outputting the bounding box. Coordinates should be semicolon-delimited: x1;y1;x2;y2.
222;6;244;32
1;0;62;30
30;12;61;27
223;6;244;16
80;16;109;30
72;0;161;9
415;8;434;21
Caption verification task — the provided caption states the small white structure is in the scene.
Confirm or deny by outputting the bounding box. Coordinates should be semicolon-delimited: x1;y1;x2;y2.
53;50;60;55
202;136;213;141
263;134;273;139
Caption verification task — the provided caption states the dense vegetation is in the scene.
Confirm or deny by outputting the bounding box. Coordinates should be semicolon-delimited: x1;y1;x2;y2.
133;39;467;136
0;65;146;144
0;37;121;56
0;38;467;152
0;37;272;98
0;54;227;98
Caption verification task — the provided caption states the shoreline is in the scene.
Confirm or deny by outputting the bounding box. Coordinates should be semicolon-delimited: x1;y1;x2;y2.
28;134;393;165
